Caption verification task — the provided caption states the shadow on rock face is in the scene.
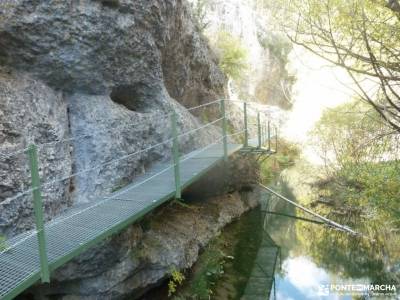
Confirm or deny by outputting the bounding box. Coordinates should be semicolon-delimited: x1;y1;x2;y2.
110;83;158;113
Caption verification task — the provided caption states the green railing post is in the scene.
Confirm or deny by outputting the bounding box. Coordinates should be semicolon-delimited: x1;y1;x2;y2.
220;100;228;161
275;127;278;153
264;123;268;145
268;121;271;151
257;111;262;148
243;102;248;148
263;122;266;145
27;144;50;283
260;120;264;146
171;112;181;200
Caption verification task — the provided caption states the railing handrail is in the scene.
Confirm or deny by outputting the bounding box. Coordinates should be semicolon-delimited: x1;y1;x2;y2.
0;98;276;158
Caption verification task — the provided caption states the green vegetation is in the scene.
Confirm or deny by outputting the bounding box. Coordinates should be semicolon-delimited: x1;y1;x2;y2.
273;165;400;286
311;101;395;168
335;162;400;224
189;248;225;299
168;268;185;297
260;138;300;184
284;99;400;283
213;31;249;80
295;205;400;285
273;0;400;133
190;0;211;33
310;101;400;228
170;209;263;299
259;34;292;66
170;243;227;299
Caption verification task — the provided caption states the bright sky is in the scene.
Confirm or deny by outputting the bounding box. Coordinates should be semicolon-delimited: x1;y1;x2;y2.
280;46;358;164
282;46;355;144
276;256;370;299
277;256;333;300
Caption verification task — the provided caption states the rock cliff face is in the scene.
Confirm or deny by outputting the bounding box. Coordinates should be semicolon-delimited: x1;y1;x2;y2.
0;0;226;236
189;0;295;109
0;0;226;97
0;69;72;236
0;1;267;298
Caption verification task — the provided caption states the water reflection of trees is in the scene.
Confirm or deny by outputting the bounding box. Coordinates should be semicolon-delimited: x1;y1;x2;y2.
265;179;400;286
297;220;399;285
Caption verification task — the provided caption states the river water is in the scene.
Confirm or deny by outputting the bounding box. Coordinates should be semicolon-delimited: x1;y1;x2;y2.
154;44;400;300
263;179;399;300
213;174;399;300
150;168;399;299
140;162;399;299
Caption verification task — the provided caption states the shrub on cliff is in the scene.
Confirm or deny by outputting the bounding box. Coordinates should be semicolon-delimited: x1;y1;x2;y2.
190;0;211;33
260;139;301;184
213;31;249;80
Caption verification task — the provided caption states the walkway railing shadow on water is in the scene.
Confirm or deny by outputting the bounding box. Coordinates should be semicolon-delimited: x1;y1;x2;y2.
0;99;279;299
240;189;282;300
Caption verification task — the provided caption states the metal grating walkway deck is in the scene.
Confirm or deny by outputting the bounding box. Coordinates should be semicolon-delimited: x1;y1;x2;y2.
242;137;276;155
0;143;242;300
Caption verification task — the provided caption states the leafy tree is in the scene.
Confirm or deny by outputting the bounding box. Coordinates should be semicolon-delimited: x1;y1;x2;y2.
310;101;400;227
272;0;400;132
311;101;397;170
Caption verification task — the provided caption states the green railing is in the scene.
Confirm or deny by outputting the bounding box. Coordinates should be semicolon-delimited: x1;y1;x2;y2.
243;102;249;148
220;99;229;161
171;112;182;200
241;100;278;153
27;144;50;283
0;99;279;299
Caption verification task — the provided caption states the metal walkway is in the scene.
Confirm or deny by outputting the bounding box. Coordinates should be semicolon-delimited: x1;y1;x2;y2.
0;143;241;299
0;99;279;299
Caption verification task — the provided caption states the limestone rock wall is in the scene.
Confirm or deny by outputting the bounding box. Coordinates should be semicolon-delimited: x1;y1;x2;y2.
0;69;72;236
0;0;226;236
189;0;295;109
0;1;264;298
